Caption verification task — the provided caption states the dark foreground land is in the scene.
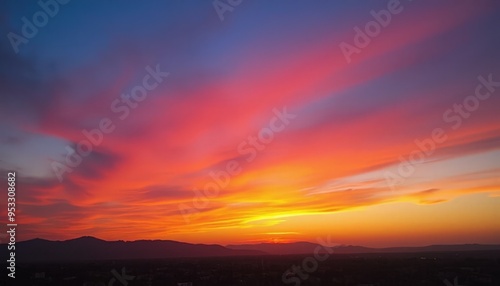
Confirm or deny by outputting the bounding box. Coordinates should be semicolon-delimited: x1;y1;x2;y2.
10;250;500;286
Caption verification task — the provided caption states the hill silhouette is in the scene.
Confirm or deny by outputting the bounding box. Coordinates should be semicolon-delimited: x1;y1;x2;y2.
3;237;500;262
2;236;263;262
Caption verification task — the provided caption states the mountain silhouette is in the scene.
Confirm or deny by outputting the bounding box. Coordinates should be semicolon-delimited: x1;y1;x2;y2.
3;237;500;262
228;242;500;255
1;236;264;262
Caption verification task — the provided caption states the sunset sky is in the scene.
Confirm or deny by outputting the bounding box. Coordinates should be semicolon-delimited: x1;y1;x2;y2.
1;0;499;248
